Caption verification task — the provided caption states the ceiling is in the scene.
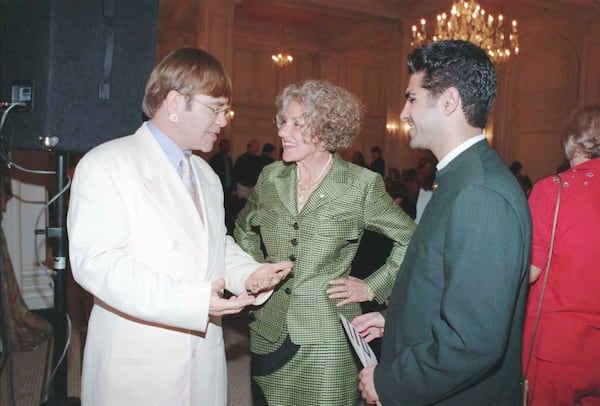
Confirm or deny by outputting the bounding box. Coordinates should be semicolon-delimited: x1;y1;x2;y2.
234;0;600;46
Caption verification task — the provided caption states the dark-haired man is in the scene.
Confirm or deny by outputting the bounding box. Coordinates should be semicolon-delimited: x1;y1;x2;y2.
354;40;532;405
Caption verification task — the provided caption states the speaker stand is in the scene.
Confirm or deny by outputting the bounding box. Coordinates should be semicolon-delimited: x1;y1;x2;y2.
43;153;80;406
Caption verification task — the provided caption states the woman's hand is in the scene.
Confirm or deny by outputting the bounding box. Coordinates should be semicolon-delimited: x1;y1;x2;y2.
327;276;373;307
245;261;293;294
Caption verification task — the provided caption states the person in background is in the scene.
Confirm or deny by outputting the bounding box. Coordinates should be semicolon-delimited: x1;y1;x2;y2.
522;103;600;405
518;174;533;197
385;167;401;184
67;47;292;406
234;79;415;406
209;138;237;233
353;39;532;405
369;145;385;177
510;160;523;176
351;150;366;167
509;160;533;197
258;142;276;169
209;138;234;193
233;138;262;199
384;167;405;206
414;153;437;224
398;168;419;219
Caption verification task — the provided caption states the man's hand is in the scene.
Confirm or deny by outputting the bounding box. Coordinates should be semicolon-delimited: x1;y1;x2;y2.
352;311;385;343
359;365;380;405
245;261;293;294
209;279;256;317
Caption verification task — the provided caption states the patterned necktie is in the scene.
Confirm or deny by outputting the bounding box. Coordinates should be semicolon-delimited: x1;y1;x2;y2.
181;154;204;222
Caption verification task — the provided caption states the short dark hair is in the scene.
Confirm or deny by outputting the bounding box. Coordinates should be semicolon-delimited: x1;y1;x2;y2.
407;40;496;129
509;161;522;175
371;146;382;154
262;143;276;153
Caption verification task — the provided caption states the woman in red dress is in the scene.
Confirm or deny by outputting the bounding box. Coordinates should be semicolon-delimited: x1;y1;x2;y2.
522;104;600;405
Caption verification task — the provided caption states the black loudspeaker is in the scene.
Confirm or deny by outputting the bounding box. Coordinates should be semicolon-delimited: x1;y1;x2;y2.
0;0;159;152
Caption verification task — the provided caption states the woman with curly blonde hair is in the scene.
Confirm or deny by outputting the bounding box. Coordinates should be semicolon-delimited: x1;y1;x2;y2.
234;79;415;405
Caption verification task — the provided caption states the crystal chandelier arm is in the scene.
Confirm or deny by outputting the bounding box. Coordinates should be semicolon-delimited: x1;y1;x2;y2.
409;0;519;67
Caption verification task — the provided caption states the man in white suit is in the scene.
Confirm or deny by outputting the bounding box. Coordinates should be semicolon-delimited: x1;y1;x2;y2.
67;48;292;406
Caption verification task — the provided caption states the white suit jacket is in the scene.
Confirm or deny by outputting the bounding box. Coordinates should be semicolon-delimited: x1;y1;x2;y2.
68;122;262;406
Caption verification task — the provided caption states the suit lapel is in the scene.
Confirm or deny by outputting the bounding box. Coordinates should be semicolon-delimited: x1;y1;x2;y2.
189;158;214;238
273;163;298;215
133;127;208;271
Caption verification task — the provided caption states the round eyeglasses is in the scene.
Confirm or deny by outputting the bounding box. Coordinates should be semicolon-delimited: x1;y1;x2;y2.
192;98;232;118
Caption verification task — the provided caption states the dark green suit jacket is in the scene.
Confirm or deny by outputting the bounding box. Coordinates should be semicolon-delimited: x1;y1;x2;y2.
375;140;532;405
234;153;415;345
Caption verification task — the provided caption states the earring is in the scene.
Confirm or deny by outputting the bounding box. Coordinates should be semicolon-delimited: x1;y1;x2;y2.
169;113;178;123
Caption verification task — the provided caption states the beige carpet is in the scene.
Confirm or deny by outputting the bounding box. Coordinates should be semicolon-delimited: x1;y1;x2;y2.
0;339;53;405
224;312;252;406
0;313;251;406
0;316;83;406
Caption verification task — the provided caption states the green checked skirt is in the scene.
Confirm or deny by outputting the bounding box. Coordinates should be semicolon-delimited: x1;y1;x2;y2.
250;325;360;406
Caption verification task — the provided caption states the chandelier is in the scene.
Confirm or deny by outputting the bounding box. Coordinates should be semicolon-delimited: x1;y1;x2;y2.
410;0;519;66
272;9;294;70
271;52;294;69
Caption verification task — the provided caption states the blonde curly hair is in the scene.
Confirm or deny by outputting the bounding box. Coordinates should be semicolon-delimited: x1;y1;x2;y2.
275;79;364;151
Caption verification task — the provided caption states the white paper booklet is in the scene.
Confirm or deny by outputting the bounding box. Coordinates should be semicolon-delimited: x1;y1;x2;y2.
339;314;378;367
340;314;382;405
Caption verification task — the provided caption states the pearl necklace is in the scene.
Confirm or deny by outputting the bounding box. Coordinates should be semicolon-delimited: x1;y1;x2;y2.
297;153;333;210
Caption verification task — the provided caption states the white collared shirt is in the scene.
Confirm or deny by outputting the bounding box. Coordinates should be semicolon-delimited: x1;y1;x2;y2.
437;134;486;170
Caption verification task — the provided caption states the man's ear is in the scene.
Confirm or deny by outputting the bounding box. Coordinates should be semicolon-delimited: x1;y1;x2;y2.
165;89;182;113
441;87;460;115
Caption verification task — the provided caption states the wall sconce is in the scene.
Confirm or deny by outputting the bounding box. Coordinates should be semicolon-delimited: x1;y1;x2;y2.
226;110;235;121
386;122;399;135
483;125;493;145
402;121;411;136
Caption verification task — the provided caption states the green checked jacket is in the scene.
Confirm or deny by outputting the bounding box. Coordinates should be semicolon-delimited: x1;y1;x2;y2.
234;152;415;345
